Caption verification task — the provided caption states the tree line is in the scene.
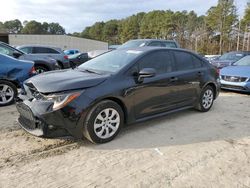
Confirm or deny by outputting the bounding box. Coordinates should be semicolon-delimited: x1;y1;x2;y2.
0;20;65;35
1;0;250;55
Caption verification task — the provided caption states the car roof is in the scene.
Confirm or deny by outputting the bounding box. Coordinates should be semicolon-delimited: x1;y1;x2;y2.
17;45;61;50
127;39;177;43
116;46;195;54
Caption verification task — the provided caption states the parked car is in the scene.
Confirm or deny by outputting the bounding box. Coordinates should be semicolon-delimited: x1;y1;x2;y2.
0;42;59;73
68;52;89;67
205;55;221;62
220;55;250;92
64;49;80;55
118;39;180;49
211;51;250;69
16;47;220;143
17;45;71;69
0;54;35;106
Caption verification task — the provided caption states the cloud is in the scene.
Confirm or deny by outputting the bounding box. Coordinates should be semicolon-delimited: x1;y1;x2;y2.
0;0;247;33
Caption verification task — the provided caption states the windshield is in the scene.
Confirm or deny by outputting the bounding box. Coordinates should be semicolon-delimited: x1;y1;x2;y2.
118;40;147;49
234;56;250;66
219;52;244;61
78;49;143;73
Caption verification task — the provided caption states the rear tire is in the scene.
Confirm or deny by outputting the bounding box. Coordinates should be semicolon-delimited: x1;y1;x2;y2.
195;85;214;112
0;80;17;106
83;100;124;144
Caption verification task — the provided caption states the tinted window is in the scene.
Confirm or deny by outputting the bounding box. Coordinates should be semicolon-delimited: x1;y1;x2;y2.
139;51;173;74
173;51;195;71
192;55;203;68
33;47;59;54
20;47;32;54
148;41;162;47
162;42;177;48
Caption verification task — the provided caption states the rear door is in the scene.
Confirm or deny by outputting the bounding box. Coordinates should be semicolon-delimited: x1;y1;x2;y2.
170;50;204;107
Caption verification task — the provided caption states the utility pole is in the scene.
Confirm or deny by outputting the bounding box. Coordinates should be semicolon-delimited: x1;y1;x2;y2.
236;19;241;51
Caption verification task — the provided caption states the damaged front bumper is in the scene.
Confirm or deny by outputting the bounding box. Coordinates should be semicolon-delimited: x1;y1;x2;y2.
16;91;92;139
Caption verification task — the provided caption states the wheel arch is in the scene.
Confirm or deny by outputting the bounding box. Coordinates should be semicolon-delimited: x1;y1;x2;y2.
203;82;218;99
99;97;128;124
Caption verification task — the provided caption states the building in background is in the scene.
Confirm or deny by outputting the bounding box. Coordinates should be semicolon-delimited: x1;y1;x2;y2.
0;34;108;52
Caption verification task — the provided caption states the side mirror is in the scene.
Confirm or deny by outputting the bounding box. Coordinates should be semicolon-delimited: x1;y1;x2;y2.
138;68;156;82
13;51;22;58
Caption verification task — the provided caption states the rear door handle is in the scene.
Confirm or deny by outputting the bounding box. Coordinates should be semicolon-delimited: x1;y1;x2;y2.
170;77;178;82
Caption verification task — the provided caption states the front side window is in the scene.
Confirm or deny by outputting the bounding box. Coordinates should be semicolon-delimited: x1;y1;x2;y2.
173;51;195;71
139;51;173;74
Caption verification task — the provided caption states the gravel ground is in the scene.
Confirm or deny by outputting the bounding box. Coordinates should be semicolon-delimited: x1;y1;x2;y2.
0;91;249;188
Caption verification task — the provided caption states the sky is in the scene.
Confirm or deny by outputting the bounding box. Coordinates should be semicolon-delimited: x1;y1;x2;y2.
0;0;247;33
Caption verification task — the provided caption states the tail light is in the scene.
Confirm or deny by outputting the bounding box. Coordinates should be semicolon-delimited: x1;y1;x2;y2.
64;55;68;60
216;68;220;75
29;66;36;75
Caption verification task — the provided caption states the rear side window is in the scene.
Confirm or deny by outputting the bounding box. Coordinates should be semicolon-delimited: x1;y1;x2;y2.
173;51;195;71
33;47;60;54
192;56;203;68
139;51;173;74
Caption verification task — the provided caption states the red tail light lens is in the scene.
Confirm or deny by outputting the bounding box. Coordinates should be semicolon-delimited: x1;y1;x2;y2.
29;66;36;75
64;55;68;59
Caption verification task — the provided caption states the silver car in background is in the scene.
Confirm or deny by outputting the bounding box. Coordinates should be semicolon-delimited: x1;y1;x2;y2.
17;45;71;69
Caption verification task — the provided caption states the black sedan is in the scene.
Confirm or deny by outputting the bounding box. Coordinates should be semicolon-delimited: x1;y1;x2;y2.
16;47;220;143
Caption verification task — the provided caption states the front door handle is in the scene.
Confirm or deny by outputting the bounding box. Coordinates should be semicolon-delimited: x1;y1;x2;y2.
170;77;178;82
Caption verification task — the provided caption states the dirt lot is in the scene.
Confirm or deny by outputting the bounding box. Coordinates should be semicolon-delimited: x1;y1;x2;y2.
0;91;249;187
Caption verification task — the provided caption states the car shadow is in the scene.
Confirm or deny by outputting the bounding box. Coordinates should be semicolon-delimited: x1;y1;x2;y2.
80;92;250;150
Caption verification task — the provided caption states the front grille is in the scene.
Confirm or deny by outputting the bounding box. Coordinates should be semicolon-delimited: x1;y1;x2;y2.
16;103;36;130
221;75;248;82
221;84;245;90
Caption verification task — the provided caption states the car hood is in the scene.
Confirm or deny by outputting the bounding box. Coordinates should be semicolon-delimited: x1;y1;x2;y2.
220;66;250;78
25;69;109;93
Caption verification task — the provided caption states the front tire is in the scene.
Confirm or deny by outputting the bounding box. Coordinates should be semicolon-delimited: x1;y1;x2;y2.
195;85;214;112
83;100;124;143
0;80;17;106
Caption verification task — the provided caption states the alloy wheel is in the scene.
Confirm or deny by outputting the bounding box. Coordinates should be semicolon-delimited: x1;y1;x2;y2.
0;84;14;105
202;89;214;109
94;108;120;139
